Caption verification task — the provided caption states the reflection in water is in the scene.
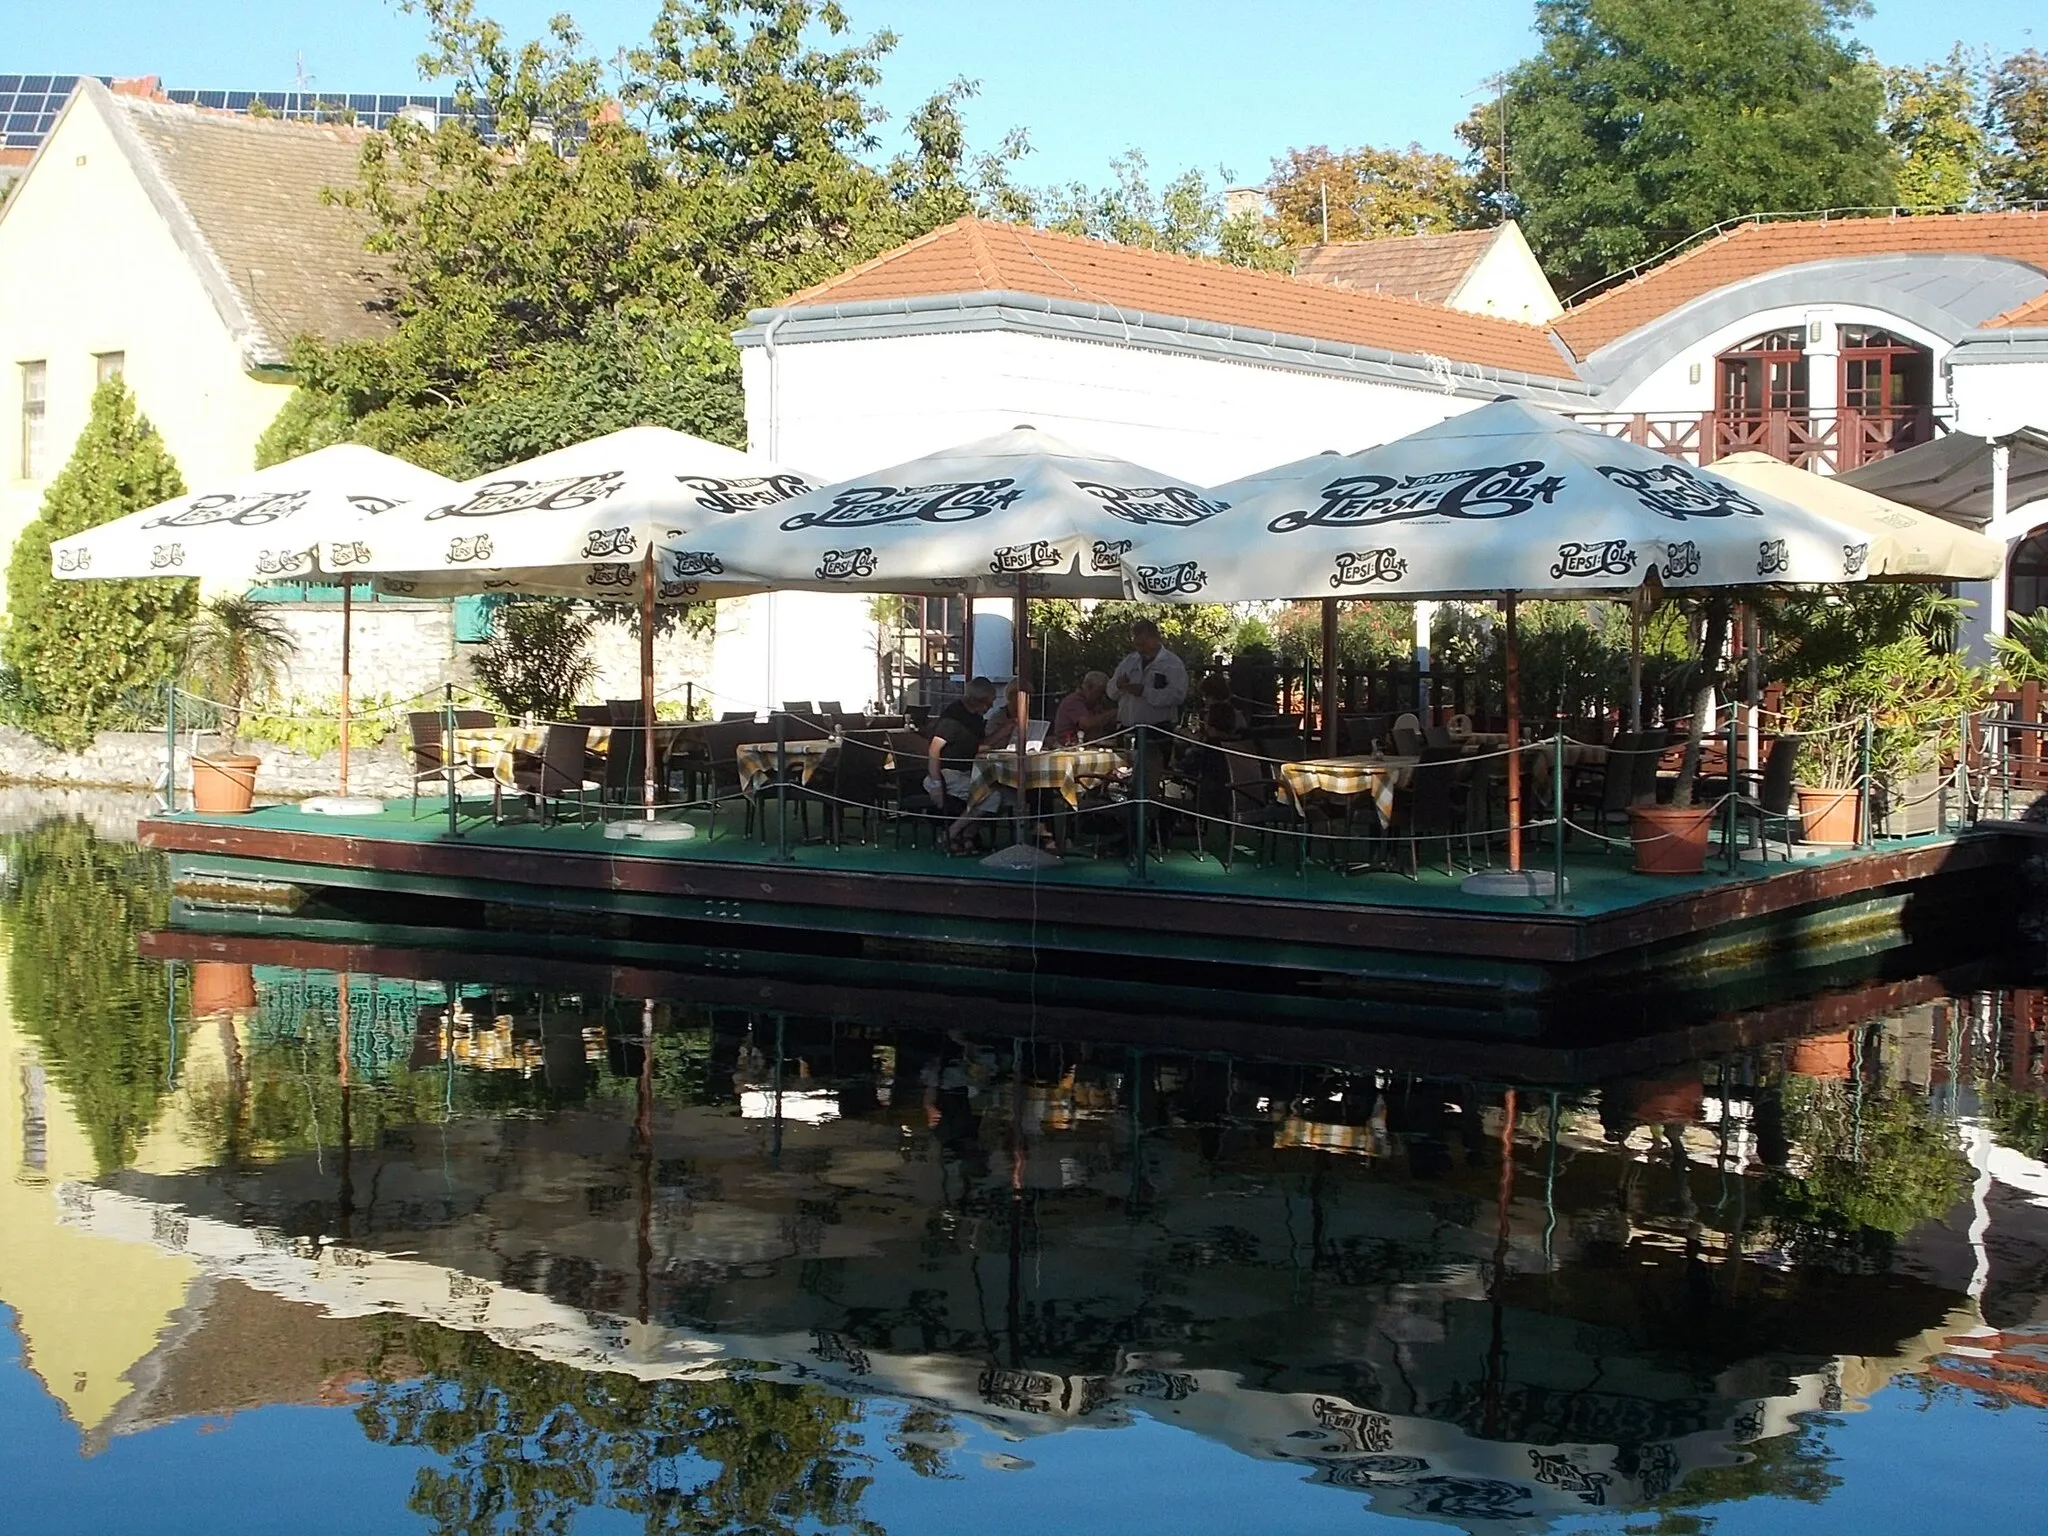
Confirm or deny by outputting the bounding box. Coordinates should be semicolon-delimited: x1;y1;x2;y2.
3;814;2048;1533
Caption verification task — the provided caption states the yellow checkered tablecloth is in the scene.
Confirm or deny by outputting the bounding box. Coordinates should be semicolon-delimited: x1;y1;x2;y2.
453;725;611;788
967;747;1125;810
735;738;836;792
1277;755;1413;825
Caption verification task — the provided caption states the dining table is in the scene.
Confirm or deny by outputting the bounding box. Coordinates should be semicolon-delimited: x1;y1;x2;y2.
965;745;1127;812
734;737;838;793
452;723;612;788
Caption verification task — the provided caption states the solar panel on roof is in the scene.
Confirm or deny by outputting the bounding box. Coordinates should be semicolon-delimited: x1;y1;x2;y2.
226;91;252;109
195;89;225;108
22;76;52;93
0;77;22;94
50;75;77;90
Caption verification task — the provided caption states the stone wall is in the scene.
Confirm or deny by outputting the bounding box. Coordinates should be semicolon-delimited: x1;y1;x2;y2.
0;726;414;799
269;601;463;707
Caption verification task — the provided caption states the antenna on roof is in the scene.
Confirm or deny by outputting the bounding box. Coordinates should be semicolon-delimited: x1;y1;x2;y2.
293;51;314;109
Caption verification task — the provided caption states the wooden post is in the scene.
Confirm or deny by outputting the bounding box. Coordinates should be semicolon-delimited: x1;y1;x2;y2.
1505;596;1522;873
1320;597;1340;754
339;582;353;797
640;547;657;820
961;597;975;691
1014;575;1031;847
1627;598;1644;734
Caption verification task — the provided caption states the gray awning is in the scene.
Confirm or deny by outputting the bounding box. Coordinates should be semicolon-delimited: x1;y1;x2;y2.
1837;428;2048;529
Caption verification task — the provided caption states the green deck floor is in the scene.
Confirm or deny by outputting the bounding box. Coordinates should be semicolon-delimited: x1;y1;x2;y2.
160;796;1963;920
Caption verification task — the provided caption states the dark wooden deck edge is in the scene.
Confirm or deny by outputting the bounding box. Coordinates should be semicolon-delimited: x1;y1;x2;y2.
137;816;2015;968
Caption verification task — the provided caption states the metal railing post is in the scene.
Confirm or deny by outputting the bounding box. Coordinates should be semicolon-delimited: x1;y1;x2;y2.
444;683;461;839
164;680;178;813
1724;703;1739;874
771;709;793;863
1858;709;1874;849
1551;719;1565;910
1132;725;1151;885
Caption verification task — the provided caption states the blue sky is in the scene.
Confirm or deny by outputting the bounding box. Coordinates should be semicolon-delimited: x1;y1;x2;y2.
9;1;2047;189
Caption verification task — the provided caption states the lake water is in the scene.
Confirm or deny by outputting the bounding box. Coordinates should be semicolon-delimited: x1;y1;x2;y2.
2;793;2045;1535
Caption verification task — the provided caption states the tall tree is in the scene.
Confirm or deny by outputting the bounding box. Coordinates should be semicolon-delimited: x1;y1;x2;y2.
1986;49;2048;205
1458;0;1895;294
1;380;193;750
1884;47;1988;210
280;0;1000;475
1265;144;1475;246
1031;149;1291;269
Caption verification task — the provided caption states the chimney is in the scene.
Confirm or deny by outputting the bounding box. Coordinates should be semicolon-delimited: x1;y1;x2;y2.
1224;186;1266;222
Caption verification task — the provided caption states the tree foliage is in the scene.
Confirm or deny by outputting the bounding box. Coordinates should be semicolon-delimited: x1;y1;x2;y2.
470;600;598;718
1;380;194;750
354;1321;885;1536
283;0;1014;476
1;819;178;1175
1458;0;1895;293
1986;49;2048;205
1266;144;1475;246
1885;47;1990;210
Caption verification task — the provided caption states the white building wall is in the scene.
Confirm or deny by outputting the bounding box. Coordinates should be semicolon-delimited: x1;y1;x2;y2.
1449;224;1564;326
1949;356;2048;440
0;94;289;612
730;326;1491;710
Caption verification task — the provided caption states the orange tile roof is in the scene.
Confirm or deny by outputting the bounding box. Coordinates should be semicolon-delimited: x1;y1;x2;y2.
782;218;1580;381
1989;290;2048;328
1556;212;2048;358
1294;228;1500;304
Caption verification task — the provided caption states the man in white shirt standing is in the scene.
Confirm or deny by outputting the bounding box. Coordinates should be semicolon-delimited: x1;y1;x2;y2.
1110;618;1188;730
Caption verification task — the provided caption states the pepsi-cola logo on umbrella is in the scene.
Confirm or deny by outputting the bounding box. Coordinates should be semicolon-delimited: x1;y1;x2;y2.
146;489;310;529
1757;539;1790;576
1268;462;1564;534
816;547;879;581
781;480;1021;532
1079;483;1229;526
581;527;637;559
1134;561;1206;596
1090;538;1133;572
1330;549;1407;587
1843;542;1870;577
1598;463;1763;521
1660;540;1701;579
447;535;496;563
990;540;1064;575
426;471;624;519
1551;540;1637;579
677;473;813;515
666;551;725;579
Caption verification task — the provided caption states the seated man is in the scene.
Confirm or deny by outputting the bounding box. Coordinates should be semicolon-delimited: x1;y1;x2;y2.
925;678;998;847
983;679;1026;752
1052;670;1118;745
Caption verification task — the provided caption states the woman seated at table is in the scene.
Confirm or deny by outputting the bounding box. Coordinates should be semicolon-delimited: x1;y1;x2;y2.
983;680;1026;752
1188;671;1249;743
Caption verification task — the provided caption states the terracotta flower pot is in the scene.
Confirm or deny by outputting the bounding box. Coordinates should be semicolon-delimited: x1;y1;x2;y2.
191;961;256;1016
191;753;261;814
1629;803;1716;875
1788;1030;1854;1079
1795;785;1860;846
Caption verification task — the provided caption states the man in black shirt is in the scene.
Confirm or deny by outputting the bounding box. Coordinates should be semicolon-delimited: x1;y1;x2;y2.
925;677;997;848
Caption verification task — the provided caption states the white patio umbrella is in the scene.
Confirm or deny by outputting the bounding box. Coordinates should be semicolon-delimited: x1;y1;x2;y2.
661;425;1230;598
51;442;459;799
1707;451;2004;581
1125;400;1871;602
665;425;1232;854
1124;400;1874;879
326;426;820;819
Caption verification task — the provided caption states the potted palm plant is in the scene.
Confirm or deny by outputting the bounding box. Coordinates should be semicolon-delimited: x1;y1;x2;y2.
186;594;296;814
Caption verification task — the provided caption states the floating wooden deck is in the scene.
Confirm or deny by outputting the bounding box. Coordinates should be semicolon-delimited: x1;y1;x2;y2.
140;796;2026;1010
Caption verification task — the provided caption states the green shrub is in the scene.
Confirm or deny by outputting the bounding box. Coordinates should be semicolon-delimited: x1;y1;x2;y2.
471;600;596;718
2;380;195;750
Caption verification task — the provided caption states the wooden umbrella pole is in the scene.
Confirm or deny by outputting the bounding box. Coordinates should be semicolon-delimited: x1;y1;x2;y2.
1320;596;1341;754
640;547;657;820
1015;576;1031;846
1505;594;1522;873
961;596;975;688
1627;597;1644;735
339;582;352;797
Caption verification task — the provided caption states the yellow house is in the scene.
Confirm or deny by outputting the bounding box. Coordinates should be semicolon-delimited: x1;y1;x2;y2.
0;950;203;1441
0;77;393;613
